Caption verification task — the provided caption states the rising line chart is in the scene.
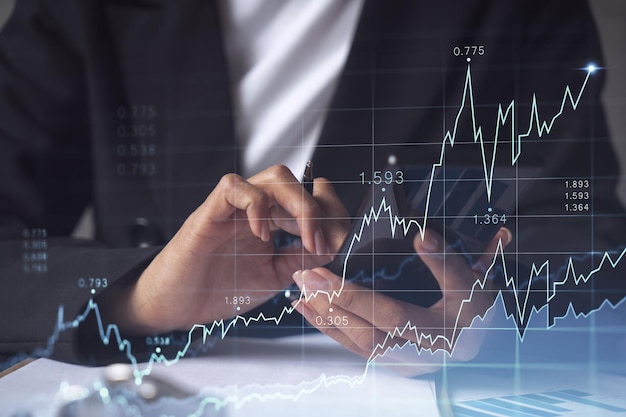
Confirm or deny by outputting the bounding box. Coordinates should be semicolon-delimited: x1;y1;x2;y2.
4;62;624;411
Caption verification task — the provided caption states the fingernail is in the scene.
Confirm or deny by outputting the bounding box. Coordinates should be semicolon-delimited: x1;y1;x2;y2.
502;227;513;245
420;231;440;252
315;230;328;256
261;222;270;242
296;269;330;292
292;270;304;287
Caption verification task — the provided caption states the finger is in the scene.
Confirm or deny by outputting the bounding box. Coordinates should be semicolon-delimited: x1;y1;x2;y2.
414;229;500;349
273;245;333;280
265;178;348;234
269;205;300;235
249;165;326;256
292;297;388;359
475;227;512;274
271;178;350;257
413;229;480;293
292;268;430;345
197;173;271;242
312;178;349;221
312;178;351;253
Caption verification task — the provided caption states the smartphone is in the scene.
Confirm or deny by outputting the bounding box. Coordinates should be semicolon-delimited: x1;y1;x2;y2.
325;164;529;307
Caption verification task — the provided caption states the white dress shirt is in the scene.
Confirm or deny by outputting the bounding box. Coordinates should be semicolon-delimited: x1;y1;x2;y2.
218;0;364;178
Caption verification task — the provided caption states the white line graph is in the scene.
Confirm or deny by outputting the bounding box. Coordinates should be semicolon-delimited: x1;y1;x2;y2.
3;62;622;412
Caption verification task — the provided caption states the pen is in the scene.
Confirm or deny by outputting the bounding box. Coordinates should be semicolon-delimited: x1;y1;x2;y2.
303;160;314;195
284;161;314;303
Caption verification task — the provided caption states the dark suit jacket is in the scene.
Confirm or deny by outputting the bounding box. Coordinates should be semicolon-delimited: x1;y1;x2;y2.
1;0;624;366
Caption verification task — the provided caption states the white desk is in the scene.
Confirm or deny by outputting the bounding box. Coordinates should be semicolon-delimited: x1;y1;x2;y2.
2;298;626;417
0;334;440;417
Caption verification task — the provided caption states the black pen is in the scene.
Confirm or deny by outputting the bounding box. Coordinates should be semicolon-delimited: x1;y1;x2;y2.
284;161;314;303
303;160;314;195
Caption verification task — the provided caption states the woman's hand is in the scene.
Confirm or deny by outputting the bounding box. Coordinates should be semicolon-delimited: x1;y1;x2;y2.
102;164;349;335
292;227;512;376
